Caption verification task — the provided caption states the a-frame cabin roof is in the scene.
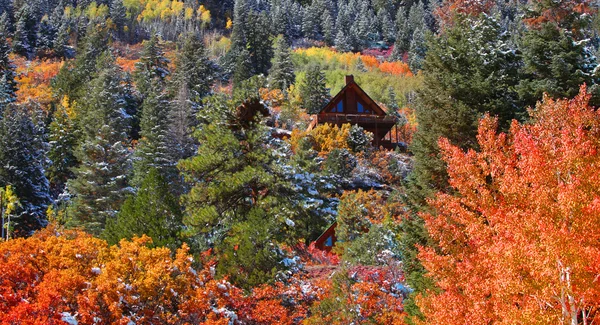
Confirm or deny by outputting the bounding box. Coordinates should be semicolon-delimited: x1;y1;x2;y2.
318;75;387;116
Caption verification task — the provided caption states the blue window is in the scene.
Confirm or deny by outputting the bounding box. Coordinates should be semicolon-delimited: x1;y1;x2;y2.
335;101;343;113
357;102;364;113
325;236;333;247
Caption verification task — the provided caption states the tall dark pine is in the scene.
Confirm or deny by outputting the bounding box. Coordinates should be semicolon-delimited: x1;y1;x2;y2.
0;25;16;112
47;100;77;197
300;64;329;114
518;22;599;107
67;54;132;235
170;33;215;102
104;168;182;249
403;14;523;318
0;104;51;237
132;80;173;187
133;34;170;98
12;4;37;58
268;35;295;91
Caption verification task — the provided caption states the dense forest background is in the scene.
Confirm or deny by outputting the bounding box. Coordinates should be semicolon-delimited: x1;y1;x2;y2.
1;0;600;324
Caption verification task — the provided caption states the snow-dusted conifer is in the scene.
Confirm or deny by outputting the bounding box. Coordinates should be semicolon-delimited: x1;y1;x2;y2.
268;35;295;91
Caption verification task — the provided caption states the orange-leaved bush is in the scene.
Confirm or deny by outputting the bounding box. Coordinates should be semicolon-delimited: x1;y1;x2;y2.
417;85;600;325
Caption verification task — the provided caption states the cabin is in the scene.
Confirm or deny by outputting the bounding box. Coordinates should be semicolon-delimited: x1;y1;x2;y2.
314;222;337;252
312;75;400;149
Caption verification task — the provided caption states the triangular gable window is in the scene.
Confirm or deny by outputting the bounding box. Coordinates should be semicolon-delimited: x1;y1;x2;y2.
357;101;372;114
331;100;344;113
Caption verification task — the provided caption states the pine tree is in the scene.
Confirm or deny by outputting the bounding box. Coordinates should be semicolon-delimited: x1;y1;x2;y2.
52;23;110;102
268;35;295;91
378;7;396;43
53;19;69;58
104;168;182;249
179;98;284;287
36;15;57;57
168;84;197;165
47;98;77;197
133;34;170;98
67;54;132;235
0;104;51;237
302;4;320;39
12;4;37;58
322;11;335;46
0;25;16;112
403;14;523;318
518;22;599;107
390;6;409;61
170;33;215;102
109;0;127;39
233;47;253;88
335;30;353;52
132;81;174;187
300;64;329;114
408;26;426;72
246;11;273;75
0;12;10;37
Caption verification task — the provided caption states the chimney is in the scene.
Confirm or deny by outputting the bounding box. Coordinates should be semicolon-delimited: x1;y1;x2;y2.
345;75;354;85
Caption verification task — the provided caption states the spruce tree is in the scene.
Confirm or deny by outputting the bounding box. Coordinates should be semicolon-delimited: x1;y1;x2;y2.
322;11;335;46
179;99;282;288
53;19;69;58
36;15;56;57
170;33;215;102
132;81;174;187
300;64;329;114
0;25;16;112
133;34;170;98
168;84;197;165
67;54;132;235
390;6;410;61
109;0;127;39
12;4;37;58
408;26;426;72
335;30;353;52
518;22;599;107
246;11;273;75
0;104;51;237
302;4;320;39
378;7;396;43
104;168;182;249
47;99;77;197
268;35;295;91
0;12;10;37
232;47;253;88
403;14;523;317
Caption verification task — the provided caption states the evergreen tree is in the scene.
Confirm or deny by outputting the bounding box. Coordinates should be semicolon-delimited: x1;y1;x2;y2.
109;0;127;39
300;64;329;114
322;11;335;46
302;4;320;39
246;11;273;76
67;54;132;235
518;22;599;107
233;47;253;88
403;14;523;318
390;6;410;61
53;19;69;58
335;30;353;52
0;104;51;237
47;99;77;197
12;4;37;58
133;34;170;98
170;33;215;102
36;15;57;57
0;25;16;111
378;7;396;43
179;100;282;288
132;81;174;187
52;23;110;102
0;12;10;37
104;168;182;249
268;35;295;91
408;26;426;72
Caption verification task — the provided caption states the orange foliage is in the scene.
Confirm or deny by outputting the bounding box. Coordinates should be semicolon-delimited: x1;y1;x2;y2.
418;85;600;325
0;226;244;324
435;0;495;27
524;0;594;29
359;55;379;70
379;61;413;76
115;57;138;73
12;56;62;110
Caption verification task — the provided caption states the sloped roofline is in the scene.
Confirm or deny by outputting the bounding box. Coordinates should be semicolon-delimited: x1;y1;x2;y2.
318;78;388;116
